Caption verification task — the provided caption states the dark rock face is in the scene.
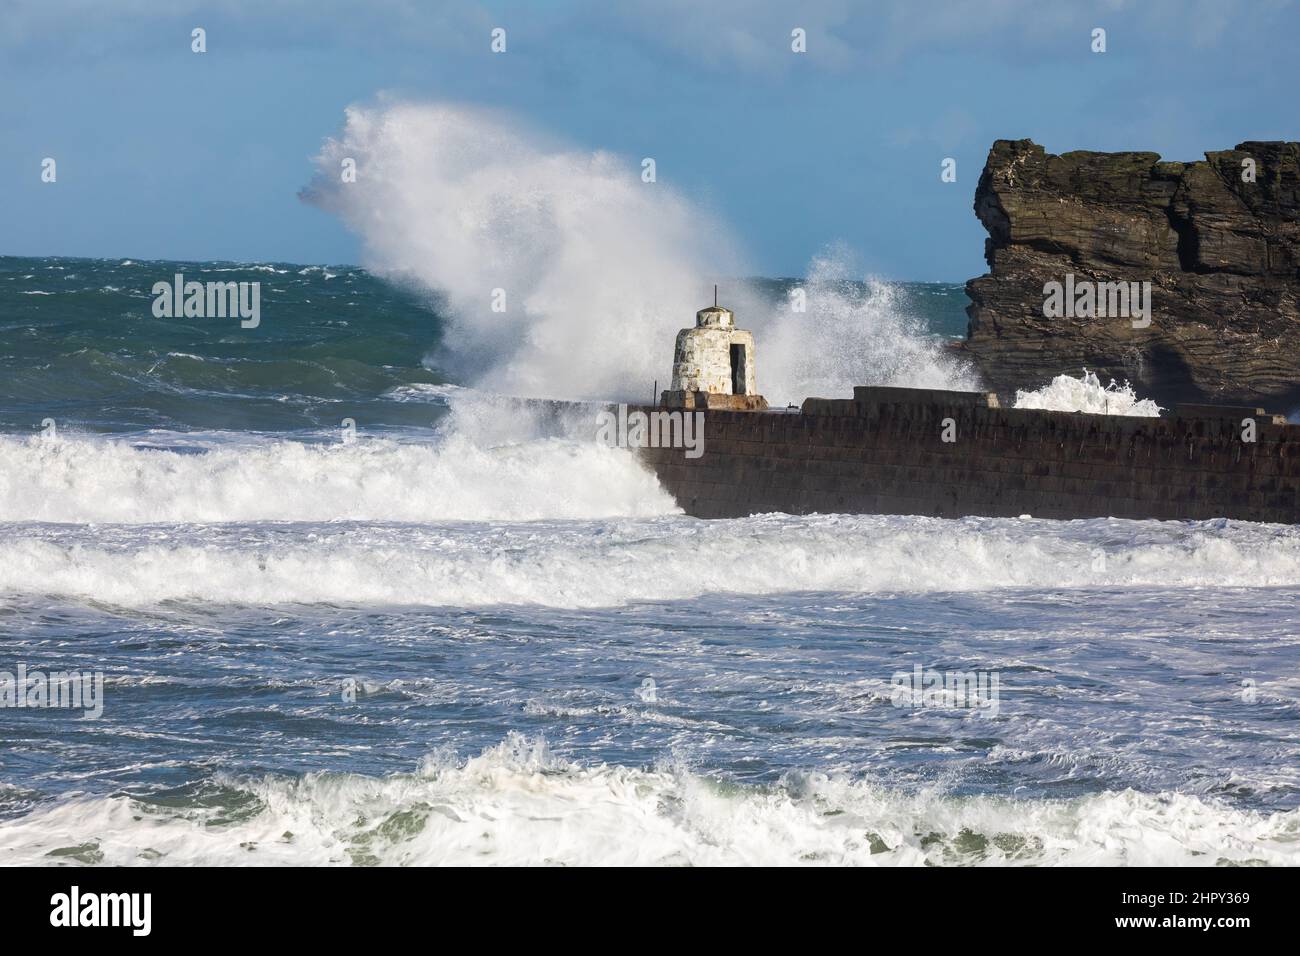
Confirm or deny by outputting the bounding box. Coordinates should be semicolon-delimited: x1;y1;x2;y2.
963;139;1300;409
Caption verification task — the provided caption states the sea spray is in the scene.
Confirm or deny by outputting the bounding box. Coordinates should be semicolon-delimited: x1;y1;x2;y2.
1014;370;1162;417
302;102;979;406
302;101;738;402
748;249;981;402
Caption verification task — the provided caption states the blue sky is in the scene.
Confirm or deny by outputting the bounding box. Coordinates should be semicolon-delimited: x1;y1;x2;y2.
2;0;1295;281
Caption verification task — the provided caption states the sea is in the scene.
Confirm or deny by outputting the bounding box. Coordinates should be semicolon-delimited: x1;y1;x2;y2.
1;254;1298;866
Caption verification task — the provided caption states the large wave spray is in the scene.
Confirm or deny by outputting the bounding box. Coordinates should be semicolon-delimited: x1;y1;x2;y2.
304;102;975;405
303;102;741;401
753;251;980;401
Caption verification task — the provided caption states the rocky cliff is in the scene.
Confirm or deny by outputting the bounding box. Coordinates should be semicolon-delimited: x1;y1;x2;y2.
962;139;1300;410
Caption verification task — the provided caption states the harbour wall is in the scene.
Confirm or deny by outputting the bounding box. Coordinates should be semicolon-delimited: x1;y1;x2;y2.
634;386;1300;523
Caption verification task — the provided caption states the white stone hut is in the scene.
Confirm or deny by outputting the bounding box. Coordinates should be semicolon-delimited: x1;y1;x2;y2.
660;291;767;410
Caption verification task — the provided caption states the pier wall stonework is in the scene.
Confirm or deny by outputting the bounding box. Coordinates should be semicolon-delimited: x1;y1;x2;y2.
633;388;1300;523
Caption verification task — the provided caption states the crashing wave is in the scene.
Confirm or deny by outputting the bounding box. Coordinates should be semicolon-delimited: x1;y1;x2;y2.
1014;370;1162;417
1;734;1294;866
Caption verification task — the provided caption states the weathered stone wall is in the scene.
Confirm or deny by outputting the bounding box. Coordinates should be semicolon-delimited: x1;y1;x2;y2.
635;387;1300;523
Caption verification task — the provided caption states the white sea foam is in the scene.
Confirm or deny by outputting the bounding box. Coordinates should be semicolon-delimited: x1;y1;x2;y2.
3;512;1299;608
1014;370;1162;417
304;102;976;406
1;734;1294;866
382;383;468;405
0;429;673;525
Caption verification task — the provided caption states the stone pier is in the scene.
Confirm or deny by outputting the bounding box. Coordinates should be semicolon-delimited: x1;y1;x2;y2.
636;386;1300;522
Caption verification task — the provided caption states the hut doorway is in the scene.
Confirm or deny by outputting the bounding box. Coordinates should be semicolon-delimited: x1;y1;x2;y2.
729;344;746;395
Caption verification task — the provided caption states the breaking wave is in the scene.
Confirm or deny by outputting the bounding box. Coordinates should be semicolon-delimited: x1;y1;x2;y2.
1014;370;1163;417
4;512;1300;608
0;430;674;526
2;734;1296;866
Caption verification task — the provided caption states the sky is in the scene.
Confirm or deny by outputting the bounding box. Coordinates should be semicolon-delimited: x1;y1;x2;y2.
1;0;1296;281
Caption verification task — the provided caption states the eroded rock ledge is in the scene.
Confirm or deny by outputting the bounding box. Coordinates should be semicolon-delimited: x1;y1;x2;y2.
962;139;1300;409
